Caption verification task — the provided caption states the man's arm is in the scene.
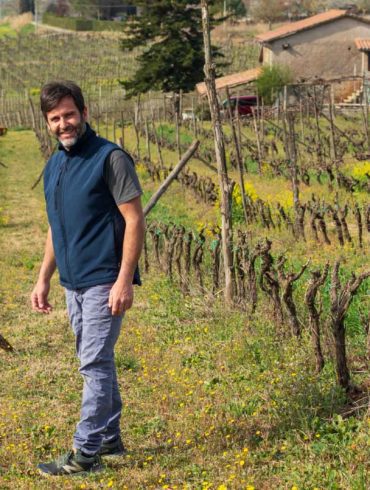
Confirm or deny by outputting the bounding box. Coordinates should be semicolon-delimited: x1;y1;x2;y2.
31;226;56;314
109;196;145;315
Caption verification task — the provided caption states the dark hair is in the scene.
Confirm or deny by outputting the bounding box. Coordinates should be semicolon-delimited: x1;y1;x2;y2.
40;80;85;118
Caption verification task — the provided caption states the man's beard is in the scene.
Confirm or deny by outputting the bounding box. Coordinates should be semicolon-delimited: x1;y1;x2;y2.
58;121;86;149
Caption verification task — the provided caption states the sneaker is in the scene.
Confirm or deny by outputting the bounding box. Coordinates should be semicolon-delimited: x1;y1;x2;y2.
98;436;127;458
38;449;104;476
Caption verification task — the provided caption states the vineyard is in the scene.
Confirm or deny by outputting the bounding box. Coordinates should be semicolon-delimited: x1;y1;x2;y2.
0;21;369;490
0;28;260;127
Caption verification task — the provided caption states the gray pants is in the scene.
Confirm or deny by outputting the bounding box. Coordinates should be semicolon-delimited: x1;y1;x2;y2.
66;283;123;455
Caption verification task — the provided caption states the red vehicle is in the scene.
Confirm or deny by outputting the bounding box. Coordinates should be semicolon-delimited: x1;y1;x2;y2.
221;95;258;117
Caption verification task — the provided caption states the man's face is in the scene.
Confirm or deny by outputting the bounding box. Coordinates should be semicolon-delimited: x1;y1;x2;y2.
46;96;87;149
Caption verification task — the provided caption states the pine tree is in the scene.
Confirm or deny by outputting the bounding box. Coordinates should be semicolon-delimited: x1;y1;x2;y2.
18;0;34;14
120;0;224;97
228;0;247;18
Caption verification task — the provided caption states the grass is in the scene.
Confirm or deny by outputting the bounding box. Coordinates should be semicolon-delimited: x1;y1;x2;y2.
0;22;34;38
0;129;369;490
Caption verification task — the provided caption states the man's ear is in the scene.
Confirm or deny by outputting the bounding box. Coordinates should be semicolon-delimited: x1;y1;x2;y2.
83;106;88;121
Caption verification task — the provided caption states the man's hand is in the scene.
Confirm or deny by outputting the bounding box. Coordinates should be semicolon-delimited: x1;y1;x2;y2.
31;280;53;314
109;279;134;316
31;226;56;314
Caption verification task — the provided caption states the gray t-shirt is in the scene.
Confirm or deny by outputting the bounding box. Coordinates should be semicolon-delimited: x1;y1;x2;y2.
104;149;143;205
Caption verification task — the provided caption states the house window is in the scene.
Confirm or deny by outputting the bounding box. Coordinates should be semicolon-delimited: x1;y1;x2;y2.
367;53;370;72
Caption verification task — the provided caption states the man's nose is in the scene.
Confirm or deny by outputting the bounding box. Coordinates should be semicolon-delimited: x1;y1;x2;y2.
60;117;68;129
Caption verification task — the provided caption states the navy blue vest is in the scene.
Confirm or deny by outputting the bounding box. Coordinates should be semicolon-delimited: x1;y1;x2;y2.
44;124;141;290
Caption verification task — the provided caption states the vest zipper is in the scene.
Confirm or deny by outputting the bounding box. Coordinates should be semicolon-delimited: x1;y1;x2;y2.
56;157;75;289
54;161;67;210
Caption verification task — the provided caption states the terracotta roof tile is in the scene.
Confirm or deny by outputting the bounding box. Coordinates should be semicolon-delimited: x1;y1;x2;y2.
355;38;370;50
196;67;261;96
256;9;349;43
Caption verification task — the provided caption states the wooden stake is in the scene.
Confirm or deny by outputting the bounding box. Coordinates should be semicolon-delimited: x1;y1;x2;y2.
362;74;369;150
201;0;234;303
287;113;301;235
145;118;151;161
132;114;140;160
312;85;323;165
144;140;200;216
113;119;117;144
120;111;125;149
151;117;164;169
0;333;14;352
175;112;181;159
252;108;262;174
328;84;338;179
225;86;249;224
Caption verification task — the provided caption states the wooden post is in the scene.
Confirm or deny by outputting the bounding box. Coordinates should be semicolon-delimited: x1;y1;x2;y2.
163;94;166;122
96;113;100;136
252;108;262;174
281;86;290;158
175;111;181;159
179;89;183;123
144;140;200;216
313;85;323;165
145;117;151;161
225;86;249;224
0;333;14;352
201;0;234;303
362;74;369;151
151;117;165;169
299;97;304;141
105;112;109;139
236;105;245;171
260;91;265;151
191;96;197;137
120;111;125;149
328;84;338;164
287;112;301;235
132;114;140;160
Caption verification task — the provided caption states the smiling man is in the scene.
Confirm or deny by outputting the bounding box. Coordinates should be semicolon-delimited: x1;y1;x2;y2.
31;81;145;476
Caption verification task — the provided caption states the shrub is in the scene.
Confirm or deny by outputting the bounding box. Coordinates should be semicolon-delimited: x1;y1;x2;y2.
42;13;125;32
194;102;211;121
255;64;293;105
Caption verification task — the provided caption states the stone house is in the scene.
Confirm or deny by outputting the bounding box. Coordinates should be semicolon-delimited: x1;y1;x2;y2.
256;9;370;82
196;9;370;100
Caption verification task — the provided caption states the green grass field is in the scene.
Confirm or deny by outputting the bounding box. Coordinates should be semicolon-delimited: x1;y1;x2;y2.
0;22;34;38
0;128;369;490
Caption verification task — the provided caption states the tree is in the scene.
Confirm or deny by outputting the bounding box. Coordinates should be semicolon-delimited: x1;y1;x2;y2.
19;0;34;14
357;0;370;13
255;64;293;105
120;0;224;98
287;0;322;18
228;0;247;18
250;0;285;28
48;0;70;16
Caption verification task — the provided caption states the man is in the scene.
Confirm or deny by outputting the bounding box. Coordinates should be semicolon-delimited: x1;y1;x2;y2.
31;80;145;476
